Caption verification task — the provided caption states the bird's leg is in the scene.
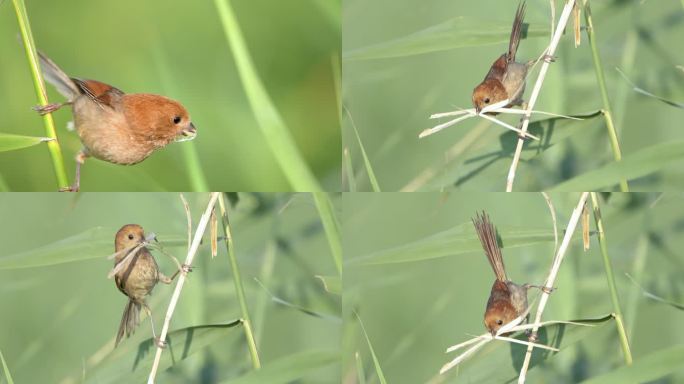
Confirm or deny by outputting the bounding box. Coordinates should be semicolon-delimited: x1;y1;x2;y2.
155;246;192;283
521;283;554;338
141;303;163;348
142;303;167;348
526;52;557;73
33;101;72;115
160;262;193;283
60;150;87;192
515;102;533;140
524;283;555;294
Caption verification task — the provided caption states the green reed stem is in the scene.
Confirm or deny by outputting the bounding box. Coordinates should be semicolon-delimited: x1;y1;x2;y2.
12;0;69;189
214;0;321;191
0;349;16;384
583;0;628;192
312;192;342;275
590;192;633;365
344;106;381;192
218;194;261;369
344;148;357;192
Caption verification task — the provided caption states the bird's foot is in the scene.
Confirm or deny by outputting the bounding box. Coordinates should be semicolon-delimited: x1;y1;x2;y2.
33;103;65;115
524;284;555;294
155;337;167;349
59;184;79;192
543;54;556;63
517;132;533;141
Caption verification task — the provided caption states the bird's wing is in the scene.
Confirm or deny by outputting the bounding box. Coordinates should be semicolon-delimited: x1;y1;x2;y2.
72;78;124;109
483;54;508;83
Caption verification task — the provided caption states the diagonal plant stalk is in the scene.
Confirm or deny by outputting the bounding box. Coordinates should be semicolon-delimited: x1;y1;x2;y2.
589;192;633;365
583;0;629;192
0;349;15;384
625;235;648;339
214;0;321;192
252;240;276;347
506;0;576;192
356;311;387;384
343;148;357;192
312;192;342;275
218;193;261;369
344;106;381;192
148;192;221;383
517;192;589;383
12;0;69;189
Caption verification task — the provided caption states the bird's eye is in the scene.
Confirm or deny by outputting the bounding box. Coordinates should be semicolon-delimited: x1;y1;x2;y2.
128;234;134;240
484;98;490;104
173;116;181;124
496;319;503;325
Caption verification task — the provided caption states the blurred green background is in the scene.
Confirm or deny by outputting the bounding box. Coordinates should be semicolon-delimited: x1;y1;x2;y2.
0;0;340;191
343;192;684;383
343;0;684;191
0;193;340;383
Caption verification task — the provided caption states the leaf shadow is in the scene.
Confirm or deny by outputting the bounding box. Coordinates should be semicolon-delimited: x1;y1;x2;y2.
452;118;557;187
133;337;156;371
131;320;242;372
502;325;566;383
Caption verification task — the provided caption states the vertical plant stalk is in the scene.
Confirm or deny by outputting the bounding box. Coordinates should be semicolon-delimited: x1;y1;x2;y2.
343;148;357;192
159;56;210;191
218;194;261;369
583;0;628;192
12;0;69;189
541;192;559;253
625;235;648;340
589;192;633;365
613;29;638;131
152;48;209;192
312;192;342;275
213;0;321;192
355;351;367;384
331;53;342;124
148;192;221;383
180;144;210;191
252;240;277;347
517;192;589;383
506;0;576;192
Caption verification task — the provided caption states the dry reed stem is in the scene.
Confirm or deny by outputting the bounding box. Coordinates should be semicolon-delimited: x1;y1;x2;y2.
517;192;589;383
147;192;221;383
506;0;577;192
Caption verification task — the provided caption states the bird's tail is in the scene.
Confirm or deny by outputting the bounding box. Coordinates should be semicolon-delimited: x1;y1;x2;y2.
37;51;80;100
473;211;508;282
508;1;527;61
115;300;140;347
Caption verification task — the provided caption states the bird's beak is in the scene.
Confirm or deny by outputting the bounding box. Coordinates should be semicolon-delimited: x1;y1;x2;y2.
176;122;197;142
184;122;197;136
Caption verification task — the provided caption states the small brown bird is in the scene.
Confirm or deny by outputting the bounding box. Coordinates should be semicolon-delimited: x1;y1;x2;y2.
472;2;532;114
472;212;547;335
35;52;197;192
112;224;187;347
